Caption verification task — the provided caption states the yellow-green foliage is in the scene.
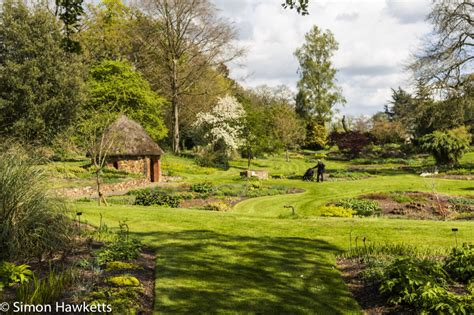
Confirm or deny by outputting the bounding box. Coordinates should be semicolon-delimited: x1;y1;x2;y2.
204;202;231;212
107;275;140;287
319;205;354;218
105;261;140;272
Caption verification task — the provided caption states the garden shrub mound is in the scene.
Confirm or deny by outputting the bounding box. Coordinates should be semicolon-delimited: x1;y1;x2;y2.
326;198;381;217
362;191;474;220
338;243;474;314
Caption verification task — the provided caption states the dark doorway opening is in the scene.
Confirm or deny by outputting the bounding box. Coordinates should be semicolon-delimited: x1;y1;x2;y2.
150;159;155;182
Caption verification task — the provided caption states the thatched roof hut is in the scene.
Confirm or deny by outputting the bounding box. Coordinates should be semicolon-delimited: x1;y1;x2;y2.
105;115;164;157
104;115;164;182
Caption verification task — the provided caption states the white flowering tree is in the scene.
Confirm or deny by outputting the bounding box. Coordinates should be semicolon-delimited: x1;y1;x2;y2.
194;95;246;156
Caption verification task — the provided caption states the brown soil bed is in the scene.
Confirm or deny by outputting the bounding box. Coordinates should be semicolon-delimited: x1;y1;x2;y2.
1;232;156;314
337;258;415;314
362;192;473;220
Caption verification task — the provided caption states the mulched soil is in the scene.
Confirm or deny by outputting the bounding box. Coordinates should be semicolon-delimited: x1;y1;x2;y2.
362;192;473;220
1;231;156;314
337;258;415;315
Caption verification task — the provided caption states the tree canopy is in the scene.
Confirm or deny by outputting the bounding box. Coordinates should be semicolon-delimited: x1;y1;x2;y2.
0;0;86;144
86;60;168;141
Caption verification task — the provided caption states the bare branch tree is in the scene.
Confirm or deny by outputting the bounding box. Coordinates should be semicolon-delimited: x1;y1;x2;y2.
410;0;474;92
135;0;243;154
77;111;120;206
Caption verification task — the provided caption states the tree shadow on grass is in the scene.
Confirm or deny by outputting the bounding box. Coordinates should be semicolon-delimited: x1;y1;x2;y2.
133;230;359;314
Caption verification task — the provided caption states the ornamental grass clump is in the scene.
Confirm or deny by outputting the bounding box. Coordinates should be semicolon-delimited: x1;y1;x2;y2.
0;151;73;260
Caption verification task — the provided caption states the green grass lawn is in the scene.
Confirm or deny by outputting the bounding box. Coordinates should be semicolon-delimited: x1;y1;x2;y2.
69;151;473;314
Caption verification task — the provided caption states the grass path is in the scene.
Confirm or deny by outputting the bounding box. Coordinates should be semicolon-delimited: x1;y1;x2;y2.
73;152;474;313
234;174;474;217
75;203;473;314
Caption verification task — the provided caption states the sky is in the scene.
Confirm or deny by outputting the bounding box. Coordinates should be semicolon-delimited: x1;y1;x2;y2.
213;0;433;116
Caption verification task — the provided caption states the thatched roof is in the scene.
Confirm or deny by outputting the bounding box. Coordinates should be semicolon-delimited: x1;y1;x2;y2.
104;115;164;156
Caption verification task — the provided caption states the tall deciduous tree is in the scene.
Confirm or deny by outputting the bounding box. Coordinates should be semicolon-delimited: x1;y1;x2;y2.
270;103;306;162
86;60;168;141
410;0;473;91
0;0;86;144
136;0;242;154
80;0;133;61
294;26;345;124
193;95;245;155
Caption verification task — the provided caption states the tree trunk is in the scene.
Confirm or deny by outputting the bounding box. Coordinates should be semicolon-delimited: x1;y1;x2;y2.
172;59;180;154
96;171;102;206
96;170;108;206
286;149;289;162
172;95;180;154
342;115;349;133
247;148;251;170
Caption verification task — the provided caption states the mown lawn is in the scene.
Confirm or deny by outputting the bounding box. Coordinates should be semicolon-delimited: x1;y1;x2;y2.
72;151;473;314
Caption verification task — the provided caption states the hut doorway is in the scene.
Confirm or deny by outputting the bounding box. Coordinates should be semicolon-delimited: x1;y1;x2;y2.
150;158;160;182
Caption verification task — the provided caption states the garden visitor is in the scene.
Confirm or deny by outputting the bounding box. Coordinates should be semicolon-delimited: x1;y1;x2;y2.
315;159;325;182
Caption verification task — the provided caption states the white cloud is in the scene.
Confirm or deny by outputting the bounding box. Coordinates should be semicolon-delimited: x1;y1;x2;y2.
214;0;432;115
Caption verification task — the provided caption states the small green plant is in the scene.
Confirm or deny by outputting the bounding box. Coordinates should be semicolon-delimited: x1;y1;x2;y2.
0;262;33;288
74;258;91;269
333;198;381;217
134;190;181;208
88;287;142;313
17;269;75;304
107;275;140;287
95;239;142;266
378;257;470;313
391;194;413;203
444;244;473;283
105;261;140;272
190;182;214;194
318;205;354;218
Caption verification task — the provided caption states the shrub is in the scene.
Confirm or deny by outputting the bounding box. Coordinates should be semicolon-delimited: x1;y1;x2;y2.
0;262;33;289
305;123;328;150
319;205;354;218
359;259;392;284
0;151;73;260
329;131;374;158
203;202;231;212
95;238;142;266
420;126;472;167
334;198;381;217
134;190;181;208
190;182;214;194
380;256;472;314
380;257;447;304
444;244;473;283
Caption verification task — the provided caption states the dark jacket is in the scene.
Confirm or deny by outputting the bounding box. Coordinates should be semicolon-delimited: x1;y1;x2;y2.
315;162;325;173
